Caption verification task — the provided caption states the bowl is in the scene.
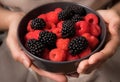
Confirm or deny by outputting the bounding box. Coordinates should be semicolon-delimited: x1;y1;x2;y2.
17;2;106;74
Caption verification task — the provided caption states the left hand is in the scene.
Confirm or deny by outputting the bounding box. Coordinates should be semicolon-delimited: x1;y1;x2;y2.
6;12;67;82
77;9;120;74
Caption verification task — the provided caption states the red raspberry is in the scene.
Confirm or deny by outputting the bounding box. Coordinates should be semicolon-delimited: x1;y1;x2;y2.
90;24;101;37
54;8;63;14
85;13;98;24
82;33;99;50
67;53;79;61
45;22;56;32
57;21;63;29
75;21;90;36
79;47;91;58
27;20;34;32
25;30;41;41
52;28;62;38
49;48;66;62
46;11;59;24
25;32;33;41
52;21;63;38
56;38;70;50
37;14;47;21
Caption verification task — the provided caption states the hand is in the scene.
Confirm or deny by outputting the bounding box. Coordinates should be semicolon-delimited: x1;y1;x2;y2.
77;9;120;74
6;12;67;82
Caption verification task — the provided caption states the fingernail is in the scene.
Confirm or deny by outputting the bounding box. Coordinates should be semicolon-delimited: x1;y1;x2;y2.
23;59;30;68
77;70;82;73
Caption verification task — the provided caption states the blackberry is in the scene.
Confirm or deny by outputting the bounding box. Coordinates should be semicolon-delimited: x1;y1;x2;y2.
58;9;74;21
26;39;45;57
67;5;86;16
31;18;46;30
68;36;88;55
71;14;83;22
39;31;57;49
62;20;76;38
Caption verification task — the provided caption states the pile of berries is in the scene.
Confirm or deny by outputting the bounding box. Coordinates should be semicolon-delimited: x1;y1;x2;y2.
25;5;101;62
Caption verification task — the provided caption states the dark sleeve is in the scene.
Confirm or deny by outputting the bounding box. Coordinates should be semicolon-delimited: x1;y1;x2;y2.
101;0;120;9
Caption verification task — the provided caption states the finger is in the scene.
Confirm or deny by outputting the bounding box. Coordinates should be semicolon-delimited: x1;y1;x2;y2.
83;52;105;74
30;65;67;82
77;60;89;73
66;72;79;78
97;10;120;25
88;52;106;65
6;34;31;68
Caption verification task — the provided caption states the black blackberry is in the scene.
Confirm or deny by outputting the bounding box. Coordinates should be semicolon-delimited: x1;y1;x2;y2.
58;9;74;21
26;39;45;57
71;14;83;22
68;36;88;55
62;20;76;38
31;18;46;30
39;31;57;49
67;5;86;16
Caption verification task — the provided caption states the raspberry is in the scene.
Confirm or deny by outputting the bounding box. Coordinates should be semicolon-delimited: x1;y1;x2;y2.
52;21;63;38
26;39;45;57
90;24;101;37
75;21;90;36
68;36;88;55
85;13;98;24
57;21;63;29
78;47;91;58
56;38;70;50
46;11;59;24
54;8;63;14
67;53;79;61
25;32;35;41
31;18;46;30
49;48;66;62
25;30;41;41
45;22;56;31
52;28;62;38
27;20;34;32
62;20;76;38
82;33;99;50
71;14;83;22
37;14;47;21
58;9;74;21
39;31;57;49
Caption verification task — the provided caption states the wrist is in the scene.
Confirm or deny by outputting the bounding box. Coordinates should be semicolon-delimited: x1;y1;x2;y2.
8;12;25;28
0;7;24;31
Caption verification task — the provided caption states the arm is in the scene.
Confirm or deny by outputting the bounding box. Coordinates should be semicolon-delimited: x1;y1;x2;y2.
0;6;13;30
0;6;25;31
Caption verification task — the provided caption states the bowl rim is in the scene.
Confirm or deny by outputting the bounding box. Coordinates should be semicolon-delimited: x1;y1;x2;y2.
17;2;107;64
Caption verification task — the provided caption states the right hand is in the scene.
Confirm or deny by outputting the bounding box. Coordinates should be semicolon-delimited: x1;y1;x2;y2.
77;9;120;74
